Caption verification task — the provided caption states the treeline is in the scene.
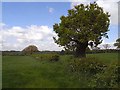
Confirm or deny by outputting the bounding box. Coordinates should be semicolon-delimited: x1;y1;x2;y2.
2;51;60;56
60;49;120;55
1;49;120;56
2;51;24;56
86;49;120;54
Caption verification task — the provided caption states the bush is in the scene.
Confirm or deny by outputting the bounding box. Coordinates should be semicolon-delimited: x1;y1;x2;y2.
31;54;59;62
69;57;107;76
50;55;59;62
69;57;119;88
89;63;119;88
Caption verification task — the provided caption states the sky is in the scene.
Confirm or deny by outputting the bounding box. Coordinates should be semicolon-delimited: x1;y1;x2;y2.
0;0;119;51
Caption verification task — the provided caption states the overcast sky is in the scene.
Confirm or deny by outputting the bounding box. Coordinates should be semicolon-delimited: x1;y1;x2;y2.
0;0;119;51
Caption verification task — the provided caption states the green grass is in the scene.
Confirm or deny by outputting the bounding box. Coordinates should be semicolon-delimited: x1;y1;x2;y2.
2;53;118;88
87;53;118;64
2;56;81;88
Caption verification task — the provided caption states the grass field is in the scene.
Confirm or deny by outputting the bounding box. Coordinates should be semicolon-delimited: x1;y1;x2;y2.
2;53;118;88
87;53;118;64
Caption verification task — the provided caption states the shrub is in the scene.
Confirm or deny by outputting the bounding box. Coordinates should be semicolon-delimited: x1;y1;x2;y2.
31;54;59;62
89;63;119;88
50;55;59;62
69;57;107;76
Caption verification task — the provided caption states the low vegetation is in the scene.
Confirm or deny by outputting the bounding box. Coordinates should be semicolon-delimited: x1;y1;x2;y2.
69;57;107;76
2;53;119;88
69;56;119;88
31;53;60;62
89;63;119;88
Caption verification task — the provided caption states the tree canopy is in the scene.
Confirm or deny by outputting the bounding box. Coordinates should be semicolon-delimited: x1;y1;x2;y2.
53;2;110;58
22;45;39;54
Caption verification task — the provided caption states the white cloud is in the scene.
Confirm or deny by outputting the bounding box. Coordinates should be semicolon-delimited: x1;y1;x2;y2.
96;0;118;25
71;0;91;8
48;7;54;13
1;24;63;51
71;0;119;25
0;22;6;51
98;42;116;49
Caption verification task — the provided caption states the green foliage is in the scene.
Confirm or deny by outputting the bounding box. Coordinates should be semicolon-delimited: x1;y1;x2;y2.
50;55;59;62
22;45;39;55
69;57;107;76
53;2;110;51
68;54;119;88
114;38;120;48
89;63;119;88
31;53;59;62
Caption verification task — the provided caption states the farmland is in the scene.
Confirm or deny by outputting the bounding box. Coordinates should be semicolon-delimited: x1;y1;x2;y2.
2;53;119;88
2;1;120;89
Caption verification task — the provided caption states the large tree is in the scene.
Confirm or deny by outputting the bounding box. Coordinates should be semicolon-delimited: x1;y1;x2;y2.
114;38;120;49
53;2;110;58
22;45;39;55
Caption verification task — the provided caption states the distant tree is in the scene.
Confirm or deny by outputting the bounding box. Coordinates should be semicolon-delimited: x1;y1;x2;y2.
60;50;65;55
103;44;111;50
114;38;120;49
53;2;110;58
22;45;39;55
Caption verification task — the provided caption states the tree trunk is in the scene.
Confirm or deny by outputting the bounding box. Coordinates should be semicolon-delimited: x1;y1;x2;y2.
75;42;88;58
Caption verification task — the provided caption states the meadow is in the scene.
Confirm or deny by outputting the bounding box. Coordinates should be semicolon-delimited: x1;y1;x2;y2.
2;53;119;88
